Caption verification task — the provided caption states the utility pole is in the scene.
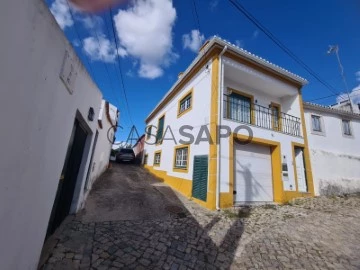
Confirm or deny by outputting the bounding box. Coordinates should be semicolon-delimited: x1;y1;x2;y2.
327;45;353;112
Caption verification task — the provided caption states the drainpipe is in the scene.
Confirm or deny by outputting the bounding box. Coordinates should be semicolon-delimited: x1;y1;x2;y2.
216;46;227;211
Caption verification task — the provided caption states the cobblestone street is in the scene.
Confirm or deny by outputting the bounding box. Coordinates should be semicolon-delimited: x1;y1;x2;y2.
40;164;360;270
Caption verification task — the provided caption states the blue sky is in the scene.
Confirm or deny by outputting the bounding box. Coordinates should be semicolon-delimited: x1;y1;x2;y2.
46;0;360;141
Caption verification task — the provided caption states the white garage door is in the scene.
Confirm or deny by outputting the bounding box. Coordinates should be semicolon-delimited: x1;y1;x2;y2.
234;142;273;203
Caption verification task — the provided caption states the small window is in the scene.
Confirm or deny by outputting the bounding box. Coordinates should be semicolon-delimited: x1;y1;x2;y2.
156;115;165;144
154;152;161;166
178;90;193;117
174;146;189;170
146;125;152;140
342;120;352;136
271;103;281;131
144;154;148;165
311;115;322;132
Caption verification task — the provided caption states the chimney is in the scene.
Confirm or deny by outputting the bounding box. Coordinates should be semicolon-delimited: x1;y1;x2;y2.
199;39;210;53
178;72;184;80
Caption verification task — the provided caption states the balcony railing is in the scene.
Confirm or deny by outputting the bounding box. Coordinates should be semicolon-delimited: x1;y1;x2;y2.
223;94;302;137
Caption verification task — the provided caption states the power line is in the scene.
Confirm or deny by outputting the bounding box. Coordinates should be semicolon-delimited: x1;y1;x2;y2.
109;7;134;125
90;13;131;127
227;0;340;97
308;88;360;102
191;0;202;33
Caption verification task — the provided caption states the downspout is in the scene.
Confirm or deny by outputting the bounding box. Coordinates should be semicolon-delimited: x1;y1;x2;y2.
216;46;227;210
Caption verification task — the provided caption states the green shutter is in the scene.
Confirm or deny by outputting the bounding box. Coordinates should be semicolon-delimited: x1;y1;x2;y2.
192;155;208;202
156;116;164;143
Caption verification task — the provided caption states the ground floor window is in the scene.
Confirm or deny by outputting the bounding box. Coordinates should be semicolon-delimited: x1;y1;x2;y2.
144;154;148;165
154;151;161;166
174;146;189;170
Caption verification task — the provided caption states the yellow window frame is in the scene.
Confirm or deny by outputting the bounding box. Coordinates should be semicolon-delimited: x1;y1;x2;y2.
173;145;190;173
270;102;282;131
153;150;162;167
177;88;193;118
227;88;255;125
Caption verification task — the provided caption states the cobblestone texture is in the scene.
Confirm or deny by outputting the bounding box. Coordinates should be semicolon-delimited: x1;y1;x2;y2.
40;165;360;270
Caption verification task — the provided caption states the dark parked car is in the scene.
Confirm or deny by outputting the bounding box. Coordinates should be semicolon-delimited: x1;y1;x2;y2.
116;148;135;163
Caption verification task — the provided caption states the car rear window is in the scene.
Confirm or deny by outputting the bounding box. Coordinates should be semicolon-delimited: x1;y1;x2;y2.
120;149;133;154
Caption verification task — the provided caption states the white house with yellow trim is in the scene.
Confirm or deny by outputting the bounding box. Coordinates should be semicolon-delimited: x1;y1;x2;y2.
304;101;360;195
144;36;315;210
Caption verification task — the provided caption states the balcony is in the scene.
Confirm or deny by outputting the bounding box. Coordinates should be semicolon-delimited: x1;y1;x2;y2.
223;94;302;137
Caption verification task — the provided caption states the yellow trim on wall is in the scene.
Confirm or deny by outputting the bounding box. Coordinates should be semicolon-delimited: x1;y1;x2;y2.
144;165;209;209
270;102;282;132
227;88;255;125
177;88;193;118
208;55;220;210
173;145;190;173
222;133;284;208
297;91;315;196
155;113;166;145
153;150;161;167
146;49;220;123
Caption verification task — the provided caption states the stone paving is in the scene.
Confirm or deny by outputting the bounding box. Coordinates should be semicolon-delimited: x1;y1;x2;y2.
40;164;360;270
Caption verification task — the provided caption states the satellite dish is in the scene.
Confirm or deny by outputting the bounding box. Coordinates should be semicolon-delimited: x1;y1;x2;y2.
69;0;126;13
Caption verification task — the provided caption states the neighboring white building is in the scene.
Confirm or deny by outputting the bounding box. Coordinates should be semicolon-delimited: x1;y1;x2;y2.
143;37;315;210
304;101;360;195
0;1;117;269
83;100;120;198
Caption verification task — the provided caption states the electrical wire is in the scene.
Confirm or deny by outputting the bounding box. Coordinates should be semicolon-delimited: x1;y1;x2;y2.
308;88;360;102
90;13;131;128
227;0;340;97
191;0;202;34
109;7;134;125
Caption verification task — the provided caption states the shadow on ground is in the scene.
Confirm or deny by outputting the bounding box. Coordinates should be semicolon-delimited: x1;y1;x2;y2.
39;163;245;269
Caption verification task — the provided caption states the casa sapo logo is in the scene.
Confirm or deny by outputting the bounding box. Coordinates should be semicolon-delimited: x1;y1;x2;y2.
144;124;254;145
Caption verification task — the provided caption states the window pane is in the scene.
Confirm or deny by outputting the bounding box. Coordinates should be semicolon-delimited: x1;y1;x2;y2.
179;95;192;114
175;148;188;168
229;94;251;123
312;116;321;132
342;120;351;135
156;116;164;143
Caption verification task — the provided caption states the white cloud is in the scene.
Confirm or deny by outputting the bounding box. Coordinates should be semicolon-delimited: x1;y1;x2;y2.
139;63;163;79
72;39;80;47
50;0;73;29
235;40;244;48
126;69;135;77
356;71;360;82
337;73;360;104
81;15;103;32
252;30;259;39
209;0;219;11
113;0;177;79
336;86;360;104
83;35;127;63
182;29;205;53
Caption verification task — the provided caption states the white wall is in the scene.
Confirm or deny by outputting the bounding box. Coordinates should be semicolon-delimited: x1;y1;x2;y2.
0;0;102;269
83;101;119;198
304;108;360;195
144;59;213;180
220;74;305;194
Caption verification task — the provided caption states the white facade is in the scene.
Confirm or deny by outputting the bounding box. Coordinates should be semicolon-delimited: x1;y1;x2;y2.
304;102;360;195
219;56;306;196
83;101;119;197
145;60;213;180
0;0;106;269
144;37;314;210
